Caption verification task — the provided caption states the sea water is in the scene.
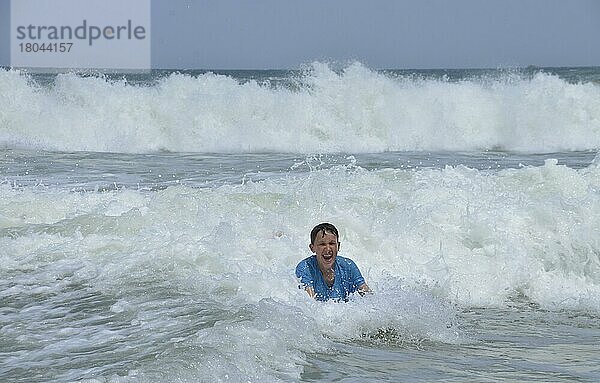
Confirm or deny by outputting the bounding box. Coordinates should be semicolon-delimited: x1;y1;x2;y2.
1;64;600;382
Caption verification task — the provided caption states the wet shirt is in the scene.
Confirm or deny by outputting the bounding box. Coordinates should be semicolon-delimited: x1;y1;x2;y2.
295;255;366;301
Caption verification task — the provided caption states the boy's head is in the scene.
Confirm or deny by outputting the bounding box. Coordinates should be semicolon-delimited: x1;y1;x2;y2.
309;223;340;271
310;222;339;244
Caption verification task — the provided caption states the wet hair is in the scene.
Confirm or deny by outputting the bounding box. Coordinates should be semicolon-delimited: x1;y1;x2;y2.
310;223;339;244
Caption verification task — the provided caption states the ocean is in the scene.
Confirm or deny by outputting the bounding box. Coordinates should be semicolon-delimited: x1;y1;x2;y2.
1;63;599;382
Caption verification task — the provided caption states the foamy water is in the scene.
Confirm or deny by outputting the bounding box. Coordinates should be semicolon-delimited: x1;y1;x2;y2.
1;64;600;382
3;156;600;309
2;149;600;382
1;63;600;153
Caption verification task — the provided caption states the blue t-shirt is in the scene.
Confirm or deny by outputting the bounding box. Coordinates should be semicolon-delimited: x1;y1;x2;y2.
295;255;366;301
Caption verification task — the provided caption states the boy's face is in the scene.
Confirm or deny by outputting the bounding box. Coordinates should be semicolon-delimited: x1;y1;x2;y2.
309;230;340;272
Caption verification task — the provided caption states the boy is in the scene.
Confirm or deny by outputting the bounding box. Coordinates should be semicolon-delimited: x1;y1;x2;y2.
296;223;371;301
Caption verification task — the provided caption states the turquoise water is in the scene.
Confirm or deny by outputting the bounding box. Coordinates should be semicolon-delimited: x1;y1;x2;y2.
1;65;600;382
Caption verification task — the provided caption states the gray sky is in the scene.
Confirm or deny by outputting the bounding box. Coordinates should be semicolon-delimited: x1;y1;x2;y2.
150;0;600;69
2;0;600;69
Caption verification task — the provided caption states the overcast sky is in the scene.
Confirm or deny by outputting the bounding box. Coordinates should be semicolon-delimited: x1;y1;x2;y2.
2;0;600;69
151;0;600;69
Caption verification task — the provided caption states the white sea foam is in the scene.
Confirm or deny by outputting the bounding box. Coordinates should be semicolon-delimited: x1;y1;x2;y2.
3;161;600;309
1;63;600;153
3;160;600;380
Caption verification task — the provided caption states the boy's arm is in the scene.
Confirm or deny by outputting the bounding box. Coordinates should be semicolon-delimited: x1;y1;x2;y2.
296;260;316;299
305;286;316;298
348;259;371;296
357;283;372;296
